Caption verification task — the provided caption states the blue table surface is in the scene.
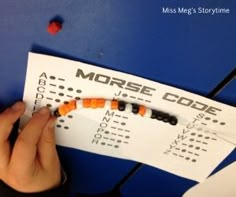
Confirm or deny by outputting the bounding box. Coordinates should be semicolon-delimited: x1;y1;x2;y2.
0;1;235;196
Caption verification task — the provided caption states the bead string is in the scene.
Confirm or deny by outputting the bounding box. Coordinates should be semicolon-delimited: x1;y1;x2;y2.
54;98;178;126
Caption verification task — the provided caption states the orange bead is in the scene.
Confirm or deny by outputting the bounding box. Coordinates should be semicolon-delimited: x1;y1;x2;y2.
91;98;98;108
58;106;68;116
138;105;146;116
83;99;91;108
68;100;76;110
111;100;118;110
97;99;105;108
58;101;76;116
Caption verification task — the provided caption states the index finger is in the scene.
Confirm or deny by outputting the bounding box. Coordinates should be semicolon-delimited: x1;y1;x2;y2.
0;102;25;144
0;102;25;169
10;107;50;168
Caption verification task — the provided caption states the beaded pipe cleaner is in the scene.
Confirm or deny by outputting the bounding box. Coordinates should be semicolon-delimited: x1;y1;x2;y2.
54;98;178;126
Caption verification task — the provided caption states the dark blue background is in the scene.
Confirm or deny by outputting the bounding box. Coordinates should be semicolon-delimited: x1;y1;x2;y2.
0;1;235;196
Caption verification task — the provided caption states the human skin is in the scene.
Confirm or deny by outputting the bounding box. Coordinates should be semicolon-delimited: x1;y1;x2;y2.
0;102;61;193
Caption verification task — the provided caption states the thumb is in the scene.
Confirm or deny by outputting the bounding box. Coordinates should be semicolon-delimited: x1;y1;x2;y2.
38;116;60;169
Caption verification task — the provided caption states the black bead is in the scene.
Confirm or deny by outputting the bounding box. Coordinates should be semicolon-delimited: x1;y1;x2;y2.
162;113;170;122
156;111;164;120
169;116;178;125
151;110;158;119
118;101;126;111
132;104;139;114
54;109;61;117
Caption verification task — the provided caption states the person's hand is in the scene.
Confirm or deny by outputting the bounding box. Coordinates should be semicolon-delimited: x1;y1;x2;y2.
0;101;61;193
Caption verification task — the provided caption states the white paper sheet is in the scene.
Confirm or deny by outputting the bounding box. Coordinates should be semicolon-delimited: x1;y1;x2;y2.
20;53;236;182
183;162;236;197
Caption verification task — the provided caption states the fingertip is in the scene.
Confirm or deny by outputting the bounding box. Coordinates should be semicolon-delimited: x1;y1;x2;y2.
32;107;50;118
11;102;25;112
0;101;25;122
38;107;50;115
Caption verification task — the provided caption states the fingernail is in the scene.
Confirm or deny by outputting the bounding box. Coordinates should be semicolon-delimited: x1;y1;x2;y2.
38;107;50;115
12;102;24;111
